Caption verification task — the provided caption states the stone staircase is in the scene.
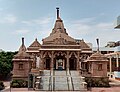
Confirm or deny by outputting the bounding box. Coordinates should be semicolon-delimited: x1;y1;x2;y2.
54;71;68;90
70;71;85;91
34;70;87;91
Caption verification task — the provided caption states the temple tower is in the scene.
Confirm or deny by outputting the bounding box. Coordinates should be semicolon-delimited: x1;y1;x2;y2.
12;38;33;80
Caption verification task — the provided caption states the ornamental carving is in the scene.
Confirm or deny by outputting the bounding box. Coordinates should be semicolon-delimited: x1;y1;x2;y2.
80;54;89;62
53;37;67;45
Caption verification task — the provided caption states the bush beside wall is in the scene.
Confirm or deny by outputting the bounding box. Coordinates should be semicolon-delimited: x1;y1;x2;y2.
85;77;110;87
11;79;28;88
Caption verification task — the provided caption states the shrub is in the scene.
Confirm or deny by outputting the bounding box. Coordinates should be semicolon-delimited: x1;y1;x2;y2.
11;83;19;88
0;81;5;90
11;79;28;88
85;77;110;87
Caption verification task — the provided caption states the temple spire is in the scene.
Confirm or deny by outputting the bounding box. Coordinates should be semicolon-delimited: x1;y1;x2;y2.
56;7;59;19
22;37;24;46
35;38;37;41
96;38;99;52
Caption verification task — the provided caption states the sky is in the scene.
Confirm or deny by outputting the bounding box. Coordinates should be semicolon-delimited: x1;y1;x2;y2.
0;0;120;51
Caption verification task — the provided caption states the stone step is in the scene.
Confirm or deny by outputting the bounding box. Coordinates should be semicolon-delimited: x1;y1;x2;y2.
34;70;86;91
55;71;67;76
70;70;80;76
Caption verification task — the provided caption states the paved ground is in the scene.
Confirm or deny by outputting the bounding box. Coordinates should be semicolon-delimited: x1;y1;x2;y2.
2;87;120;92
88;87;120;92
109;78;120;86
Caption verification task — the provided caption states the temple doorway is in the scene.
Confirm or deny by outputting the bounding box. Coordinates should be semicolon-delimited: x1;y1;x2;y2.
54;53;66;70
44;55;51;70
56;59;65;70
69;54;77;70
46;58;50;69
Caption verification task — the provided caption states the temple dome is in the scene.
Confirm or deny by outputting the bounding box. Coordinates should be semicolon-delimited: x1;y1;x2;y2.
87;52;108;61
42;8;76;45
13;38;31;59
50;18;68;35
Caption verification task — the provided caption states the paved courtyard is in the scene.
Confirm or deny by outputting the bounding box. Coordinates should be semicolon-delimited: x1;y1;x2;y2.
3;87;120;92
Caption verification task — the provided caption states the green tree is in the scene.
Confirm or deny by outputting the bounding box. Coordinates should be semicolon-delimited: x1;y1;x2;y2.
0;51;17;78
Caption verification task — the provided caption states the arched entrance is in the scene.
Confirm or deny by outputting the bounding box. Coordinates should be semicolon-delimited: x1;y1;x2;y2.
69;54;77;70
54;52;66;70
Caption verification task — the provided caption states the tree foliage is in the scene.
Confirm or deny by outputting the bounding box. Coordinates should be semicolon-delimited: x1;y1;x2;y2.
0;51;17;77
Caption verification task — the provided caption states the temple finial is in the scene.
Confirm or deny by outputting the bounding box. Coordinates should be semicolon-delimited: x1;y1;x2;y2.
96;38;99;52
22;37;24;46
56;7;59;19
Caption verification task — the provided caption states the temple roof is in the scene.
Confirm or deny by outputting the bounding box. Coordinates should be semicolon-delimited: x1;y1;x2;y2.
50;18;68;35
79;40;90;48
50;7;68;35
87;52;108;61
42;8;76;45
26;8;91;51
29;38;41;47
13;38;32;59
43;32;76;45
27;38;41;51
84;49;108;62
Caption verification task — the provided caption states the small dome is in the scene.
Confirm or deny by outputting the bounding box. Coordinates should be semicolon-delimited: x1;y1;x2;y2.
87;52;108;61
14;51;31;59
13;38;32;60
19;44;26;52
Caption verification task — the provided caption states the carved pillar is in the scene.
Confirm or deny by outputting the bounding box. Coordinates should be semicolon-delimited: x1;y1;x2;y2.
77;51;80;70
66;51;69;71
50;51;54;91
50;51;54;70
56;60;58;69
36;53;40;68
63;59;65;69
41;58;44;70
32;53;37;69
109;56;112;73
80;60;82;70
39;51;44;70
